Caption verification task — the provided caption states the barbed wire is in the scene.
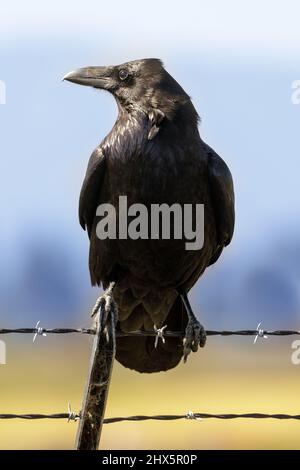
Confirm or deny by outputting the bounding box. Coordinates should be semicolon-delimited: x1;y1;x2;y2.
104;412;300;423
0;411;300;422
0;326;299;338
1;324;299;430
0;327;94;335
0;413;79;421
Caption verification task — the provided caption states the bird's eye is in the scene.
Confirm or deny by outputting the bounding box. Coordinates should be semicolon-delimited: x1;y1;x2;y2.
119;69;129;81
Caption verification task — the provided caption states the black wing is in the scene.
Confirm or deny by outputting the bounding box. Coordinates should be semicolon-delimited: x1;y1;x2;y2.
206;145;235;265
79;146;106;237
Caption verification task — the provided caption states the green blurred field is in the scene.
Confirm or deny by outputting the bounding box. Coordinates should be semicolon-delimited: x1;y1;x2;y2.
0;334;299;449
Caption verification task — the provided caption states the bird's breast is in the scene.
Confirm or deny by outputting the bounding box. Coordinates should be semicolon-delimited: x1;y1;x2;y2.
93;125;217;293
105;118;200;199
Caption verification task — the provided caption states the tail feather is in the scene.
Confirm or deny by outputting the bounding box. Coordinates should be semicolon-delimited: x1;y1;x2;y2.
115;297;187;373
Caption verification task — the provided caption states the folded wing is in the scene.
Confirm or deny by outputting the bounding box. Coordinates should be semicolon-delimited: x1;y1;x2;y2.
206;144;235;266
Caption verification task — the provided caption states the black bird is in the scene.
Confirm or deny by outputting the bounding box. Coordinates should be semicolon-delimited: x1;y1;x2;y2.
64;59;235;373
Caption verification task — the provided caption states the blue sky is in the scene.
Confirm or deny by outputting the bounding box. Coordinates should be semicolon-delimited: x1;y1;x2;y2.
0;1;299;327
1;0;300;59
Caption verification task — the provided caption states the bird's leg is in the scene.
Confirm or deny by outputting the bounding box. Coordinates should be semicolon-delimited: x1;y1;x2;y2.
91;281;118;331
180;292;206;362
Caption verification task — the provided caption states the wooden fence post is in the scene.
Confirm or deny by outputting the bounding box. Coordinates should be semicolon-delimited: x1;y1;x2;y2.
75;310;116;450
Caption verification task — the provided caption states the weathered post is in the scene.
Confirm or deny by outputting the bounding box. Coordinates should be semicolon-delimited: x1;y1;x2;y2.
75;310;116;450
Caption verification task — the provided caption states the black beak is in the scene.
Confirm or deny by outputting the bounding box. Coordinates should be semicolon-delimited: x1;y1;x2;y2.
63;66;111;89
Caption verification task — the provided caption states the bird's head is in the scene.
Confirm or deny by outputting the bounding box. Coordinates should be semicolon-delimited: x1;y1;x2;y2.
63;58;198;139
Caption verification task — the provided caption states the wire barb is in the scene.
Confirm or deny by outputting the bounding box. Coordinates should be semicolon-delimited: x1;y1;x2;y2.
254;322;269;344
32;321;47;343
186;411;202;421
67;403;80;422
154;324;168;348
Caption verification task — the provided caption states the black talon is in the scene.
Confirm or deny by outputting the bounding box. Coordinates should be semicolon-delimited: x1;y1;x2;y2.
91;282;118;329
180;291;207;362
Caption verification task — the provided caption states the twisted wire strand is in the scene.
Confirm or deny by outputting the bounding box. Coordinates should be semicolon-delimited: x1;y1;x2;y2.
0;412;300;422
0;327;299;337
1;326;299;424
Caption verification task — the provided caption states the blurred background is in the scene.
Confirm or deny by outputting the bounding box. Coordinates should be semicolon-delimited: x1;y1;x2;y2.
0;0;300;449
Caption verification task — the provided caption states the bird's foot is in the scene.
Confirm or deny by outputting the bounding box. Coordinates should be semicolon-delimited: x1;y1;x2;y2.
91;287;118;330
183;319;206;362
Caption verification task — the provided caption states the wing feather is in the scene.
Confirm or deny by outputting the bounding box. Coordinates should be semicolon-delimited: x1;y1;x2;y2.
206;144;235;265
79;146;106;237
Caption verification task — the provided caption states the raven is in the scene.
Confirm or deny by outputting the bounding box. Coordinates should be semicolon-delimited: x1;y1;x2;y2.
64;59;235;373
